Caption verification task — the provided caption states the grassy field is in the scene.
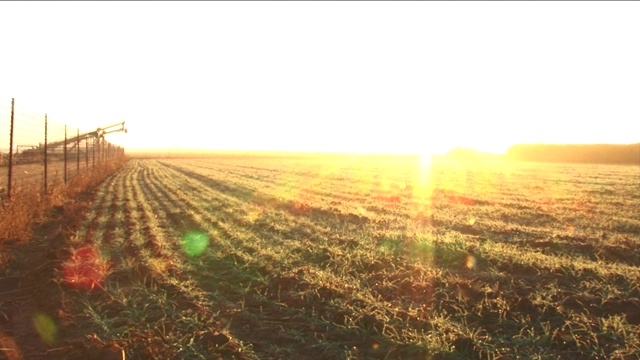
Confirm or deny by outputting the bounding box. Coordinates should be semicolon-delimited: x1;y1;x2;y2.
3;155;640;359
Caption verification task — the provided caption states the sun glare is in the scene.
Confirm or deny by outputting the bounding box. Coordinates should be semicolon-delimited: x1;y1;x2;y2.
420;152;433;168
418;143;454;167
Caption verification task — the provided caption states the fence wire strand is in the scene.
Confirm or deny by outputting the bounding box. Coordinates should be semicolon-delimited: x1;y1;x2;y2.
1;98;126;199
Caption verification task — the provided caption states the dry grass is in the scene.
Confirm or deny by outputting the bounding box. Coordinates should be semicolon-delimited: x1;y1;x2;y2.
0;159;126;262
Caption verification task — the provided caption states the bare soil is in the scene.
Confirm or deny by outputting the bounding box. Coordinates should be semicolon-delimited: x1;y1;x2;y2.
0;188;121;360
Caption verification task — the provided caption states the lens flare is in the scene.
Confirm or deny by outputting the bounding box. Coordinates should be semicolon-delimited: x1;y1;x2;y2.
33;313;57;345
420;154;433;168
61;245;109;290
0;331;22;360
566;225;575;235
182;231;209;257
465;255;477;270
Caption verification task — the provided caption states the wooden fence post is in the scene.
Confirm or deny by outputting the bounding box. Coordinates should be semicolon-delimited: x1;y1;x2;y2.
44;114;48;193
85;135;89;170
76;128;80;176
7;98;15;199
64;125;67;184
92;137;96;170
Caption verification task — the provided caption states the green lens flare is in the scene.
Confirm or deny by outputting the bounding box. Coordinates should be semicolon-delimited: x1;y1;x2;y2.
33;312;57;345
182;231;209;257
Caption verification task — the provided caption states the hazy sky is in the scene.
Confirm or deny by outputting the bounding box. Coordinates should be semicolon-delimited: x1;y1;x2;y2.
1;2;638;155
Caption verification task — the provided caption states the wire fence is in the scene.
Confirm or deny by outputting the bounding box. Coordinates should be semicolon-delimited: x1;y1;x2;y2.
0;98;126;201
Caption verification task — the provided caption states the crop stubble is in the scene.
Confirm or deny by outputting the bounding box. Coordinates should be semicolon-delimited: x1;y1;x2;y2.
60;156;639;359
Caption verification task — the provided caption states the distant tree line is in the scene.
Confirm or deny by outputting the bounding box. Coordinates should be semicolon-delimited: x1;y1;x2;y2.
505;143;640;165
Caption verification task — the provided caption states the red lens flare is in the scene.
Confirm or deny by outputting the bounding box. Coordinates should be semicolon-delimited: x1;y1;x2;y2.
61;245;109;290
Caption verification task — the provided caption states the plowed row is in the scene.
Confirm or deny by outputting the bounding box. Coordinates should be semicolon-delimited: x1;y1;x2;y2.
60;156;640;359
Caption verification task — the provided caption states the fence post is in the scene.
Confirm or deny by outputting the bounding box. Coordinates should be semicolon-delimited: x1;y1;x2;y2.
7;98;15;199
97;137;101;167
85;135;88;170
64;125;67;184
92;137;96;170
76;128;80;176
44;114;48;193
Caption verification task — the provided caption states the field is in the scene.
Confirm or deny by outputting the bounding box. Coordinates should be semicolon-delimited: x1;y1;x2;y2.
2;155;640;359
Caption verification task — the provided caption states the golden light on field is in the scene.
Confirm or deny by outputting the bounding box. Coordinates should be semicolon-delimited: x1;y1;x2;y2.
2;143;638;357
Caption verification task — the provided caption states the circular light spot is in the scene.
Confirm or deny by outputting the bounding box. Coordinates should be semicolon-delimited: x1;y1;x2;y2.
182;231;209;257
465;255;477;269
33;313;57;345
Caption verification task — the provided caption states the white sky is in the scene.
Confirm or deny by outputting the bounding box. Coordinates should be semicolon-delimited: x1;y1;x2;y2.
0;2;638;154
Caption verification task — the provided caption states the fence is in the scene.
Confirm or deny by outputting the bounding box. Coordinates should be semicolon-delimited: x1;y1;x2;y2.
0;98;125;200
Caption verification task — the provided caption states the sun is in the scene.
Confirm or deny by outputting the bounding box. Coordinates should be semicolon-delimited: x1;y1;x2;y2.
418;143;455;167
419;151;434;168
